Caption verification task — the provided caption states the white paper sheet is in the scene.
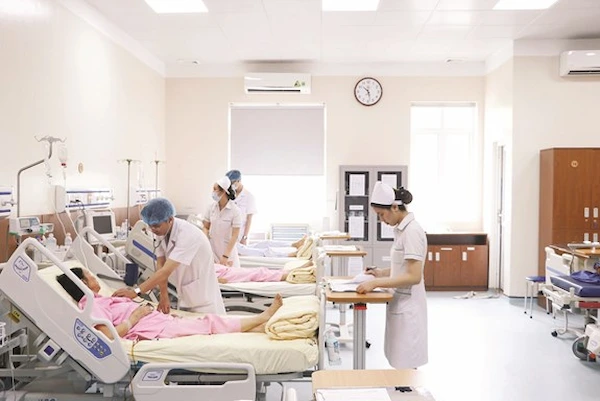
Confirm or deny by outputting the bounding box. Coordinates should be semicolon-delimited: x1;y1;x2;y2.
347;257;364;276
348;215;364;239
349;174;366;196
381;173;398;189
381;221;395;239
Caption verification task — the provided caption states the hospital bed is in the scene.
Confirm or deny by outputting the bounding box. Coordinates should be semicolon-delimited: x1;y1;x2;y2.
126;220;322;314
542;246;600;362
0;235;323;400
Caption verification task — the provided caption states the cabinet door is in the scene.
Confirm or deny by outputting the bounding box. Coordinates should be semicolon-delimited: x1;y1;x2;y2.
423;247;435;288
589;149;600;231
552;149;592;230
432;246;461;287
459;245;488;287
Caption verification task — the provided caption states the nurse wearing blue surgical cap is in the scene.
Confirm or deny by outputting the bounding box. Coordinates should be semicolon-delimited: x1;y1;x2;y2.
226;170;258;245
113;198;225;315
356;182;428;369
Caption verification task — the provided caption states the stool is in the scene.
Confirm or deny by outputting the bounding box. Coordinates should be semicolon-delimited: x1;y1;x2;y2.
524;275;546;318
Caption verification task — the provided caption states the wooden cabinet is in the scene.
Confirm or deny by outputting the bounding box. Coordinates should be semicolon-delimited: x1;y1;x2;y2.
538;148;600;275
424;234;489;291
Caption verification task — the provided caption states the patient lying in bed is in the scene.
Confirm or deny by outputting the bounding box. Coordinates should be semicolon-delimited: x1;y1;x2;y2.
215;263;287;284
57;267;283;341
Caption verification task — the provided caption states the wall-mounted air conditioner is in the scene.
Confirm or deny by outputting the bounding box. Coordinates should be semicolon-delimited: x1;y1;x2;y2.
244;73;311;94
560;50;600;76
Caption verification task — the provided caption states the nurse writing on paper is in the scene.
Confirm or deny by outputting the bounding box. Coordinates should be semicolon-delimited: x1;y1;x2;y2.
356;182;428;369
203;176;243;268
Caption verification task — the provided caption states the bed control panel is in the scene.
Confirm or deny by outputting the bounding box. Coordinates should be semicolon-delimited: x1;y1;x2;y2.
74;318;112;359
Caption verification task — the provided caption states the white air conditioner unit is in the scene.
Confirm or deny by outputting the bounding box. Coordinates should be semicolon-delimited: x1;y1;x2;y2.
560;50;600;76
244;73;311;94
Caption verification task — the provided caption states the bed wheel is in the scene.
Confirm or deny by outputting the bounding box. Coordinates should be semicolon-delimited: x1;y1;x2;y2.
551;330;558;337
572;336;590;361
366;341;371;349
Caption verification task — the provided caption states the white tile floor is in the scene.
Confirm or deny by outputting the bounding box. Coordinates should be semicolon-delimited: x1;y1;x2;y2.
267;292;600;401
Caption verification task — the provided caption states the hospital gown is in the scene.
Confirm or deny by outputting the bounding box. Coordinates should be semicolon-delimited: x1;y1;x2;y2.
79;295;241;341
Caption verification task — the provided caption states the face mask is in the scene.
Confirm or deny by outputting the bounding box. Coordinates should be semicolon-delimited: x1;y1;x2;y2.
212;191;223;202
232;183;239;191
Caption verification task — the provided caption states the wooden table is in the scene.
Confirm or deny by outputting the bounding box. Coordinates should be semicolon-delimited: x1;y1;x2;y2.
550;244;600;259
312;369;426;392
326;283;393;370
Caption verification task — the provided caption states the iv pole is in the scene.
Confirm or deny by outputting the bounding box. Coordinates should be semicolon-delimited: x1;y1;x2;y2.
118;158;141;231
16;136;66;217
153;160;166;194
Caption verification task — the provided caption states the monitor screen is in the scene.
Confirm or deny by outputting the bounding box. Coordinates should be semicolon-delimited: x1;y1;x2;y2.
93;215;114;235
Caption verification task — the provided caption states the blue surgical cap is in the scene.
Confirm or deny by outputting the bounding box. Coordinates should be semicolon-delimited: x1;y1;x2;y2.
141;198;176;226
226;169;242;182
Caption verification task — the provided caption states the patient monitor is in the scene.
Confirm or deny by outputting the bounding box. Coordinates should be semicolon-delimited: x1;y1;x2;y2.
79;209;116;244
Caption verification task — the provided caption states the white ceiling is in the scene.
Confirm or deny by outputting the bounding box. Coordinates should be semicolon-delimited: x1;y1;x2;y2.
80;0;600;75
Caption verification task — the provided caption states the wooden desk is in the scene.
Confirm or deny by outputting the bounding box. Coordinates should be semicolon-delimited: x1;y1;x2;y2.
326;283;393;370
550;244;600;259
312;369;426;393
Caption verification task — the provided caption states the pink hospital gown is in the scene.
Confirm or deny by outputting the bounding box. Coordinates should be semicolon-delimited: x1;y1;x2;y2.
215;264;284;283
79;295;241;341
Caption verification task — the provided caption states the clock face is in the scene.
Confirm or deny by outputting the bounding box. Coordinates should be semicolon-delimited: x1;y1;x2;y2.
354;77;382;106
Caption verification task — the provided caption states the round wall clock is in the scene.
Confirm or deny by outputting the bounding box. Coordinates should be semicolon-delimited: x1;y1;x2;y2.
354;77;382;106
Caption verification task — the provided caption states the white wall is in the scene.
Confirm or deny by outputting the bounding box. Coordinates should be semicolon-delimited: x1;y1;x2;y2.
0;0;165;216
165;76;485;228
483;60;513;292
506;55;600;296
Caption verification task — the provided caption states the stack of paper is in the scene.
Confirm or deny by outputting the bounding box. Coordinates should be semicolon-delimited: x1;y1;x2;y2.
329;274;383;293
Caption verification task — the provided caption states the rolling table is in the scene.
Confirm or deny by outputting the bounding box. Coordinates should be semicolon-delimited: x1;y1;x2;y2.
326;283;393;369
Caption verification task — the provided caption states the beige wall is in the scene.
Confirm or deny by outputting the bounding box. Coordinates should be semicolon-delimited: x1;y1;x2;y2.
483;60;513;292
166;76;485;227
0;0;165;216
506;56;600;296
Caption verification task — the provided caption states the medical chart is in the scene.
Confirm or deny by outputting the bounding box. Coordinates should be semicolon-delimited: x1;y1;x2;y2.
381;173;397;189
348;215;364;239
349;174;366;196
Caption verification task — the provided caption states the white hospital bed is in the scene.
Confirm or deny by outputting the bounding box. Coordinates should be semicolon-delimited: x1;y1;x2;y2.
0;236;323;400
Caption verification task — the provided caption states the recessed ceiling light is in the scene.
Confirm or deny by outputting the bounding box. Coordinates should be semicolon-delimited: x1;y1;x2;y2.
322;0;380;12
144;0;207;14
586;52;597;56
493;0;558;10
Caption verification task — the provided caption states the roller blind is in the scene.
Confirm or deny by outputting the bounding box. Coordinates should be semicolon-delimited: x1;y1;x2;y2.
229;104;325;175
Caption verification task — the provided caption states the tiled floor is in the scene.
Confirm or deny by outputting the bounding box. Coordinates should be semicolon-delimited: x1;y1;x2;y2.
267;291;600;401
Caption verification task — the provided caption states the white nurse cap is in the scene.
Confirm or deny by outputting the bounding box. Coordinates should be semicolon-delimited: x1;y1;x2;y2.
370;181;401;207
217;176;231;191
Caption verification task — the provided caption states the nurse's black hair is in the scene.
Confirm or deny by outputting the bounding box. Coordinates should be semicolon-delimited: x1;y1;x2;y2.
371;187;413;212
225;185;236;201
56;267;86;302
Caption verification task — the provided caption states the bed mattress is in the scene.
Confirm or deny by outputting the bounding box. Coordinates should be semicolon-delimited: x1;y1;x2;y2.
551;275;600;297
123;333;318;375
239;256;298;268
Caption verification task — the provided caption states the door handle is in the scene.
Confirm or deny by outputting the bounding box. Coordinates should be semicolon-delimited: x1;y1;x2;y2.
428;251;432;261
462;252;467;261
594;208;599;219
584;232;590;242
584;207;590;218
435;252;440;262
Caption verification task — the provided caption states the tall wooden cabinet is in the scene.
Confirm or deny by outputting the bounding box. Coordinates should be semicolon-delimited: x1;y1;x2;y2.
538;148;600;274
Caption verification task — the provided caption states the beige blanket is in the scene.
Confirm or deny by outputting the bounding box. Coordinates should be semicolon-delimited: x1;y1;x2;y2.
265;295;319;340
285;263;316;284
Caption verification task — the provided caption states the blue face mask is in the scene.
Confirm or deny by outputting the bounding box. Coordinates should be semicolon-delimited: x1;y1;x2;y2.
212;191;222;202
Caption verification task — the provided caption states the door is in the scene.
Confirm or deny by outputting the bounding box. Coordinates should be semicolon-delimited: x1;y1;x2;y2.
494;143;506;291
459;246;488;287
423;247;435;288
432;246;461;287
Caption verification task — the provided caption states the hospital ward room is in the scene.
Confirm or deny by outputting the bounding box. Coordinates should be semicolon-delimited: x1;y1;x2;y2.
2;0;600;400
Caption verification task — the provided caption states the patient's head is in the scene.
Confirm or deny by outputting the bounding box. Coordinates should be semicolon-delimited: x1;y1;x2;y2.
56;268;101;302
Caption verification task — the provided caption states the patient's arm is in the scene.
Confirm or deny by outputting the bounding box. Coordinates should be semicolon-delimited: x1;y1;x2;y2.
95;303;154;340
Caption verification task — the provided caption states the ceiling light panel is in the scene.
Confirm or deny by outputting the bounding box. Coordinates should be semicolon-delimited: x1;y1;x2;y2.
322;0;380;12
144;0;208;14
493;0;559;10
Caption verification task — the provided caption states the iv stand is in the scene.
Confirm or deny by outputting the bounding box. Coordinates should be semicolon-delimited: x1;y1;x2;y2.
16;136;66;217
118;159;141;231
153;160;166;193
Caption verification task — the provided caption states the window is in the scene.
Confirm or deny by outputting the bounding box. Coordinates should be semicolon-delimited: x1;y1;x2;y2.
229;104;326;234
409;103;479;231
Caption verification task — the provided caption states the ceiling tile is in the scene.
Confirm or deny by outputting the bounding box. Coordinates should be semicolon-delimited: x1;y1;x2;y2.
374;10;431;26
518;23;600;40
378;0;440;11
435;0;499;10
426;11;484;25
262;0;321;15
478;10;543;25
552;0;600;8
202;0;264;14
534;7;600;25
418;25;474;40
468;25;526;39
450;38;511;53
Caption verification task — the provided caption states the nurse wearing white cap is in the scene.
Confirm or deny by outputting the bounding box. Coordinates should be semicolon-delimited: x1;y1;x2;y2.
356;181;428;369
202;176;243;268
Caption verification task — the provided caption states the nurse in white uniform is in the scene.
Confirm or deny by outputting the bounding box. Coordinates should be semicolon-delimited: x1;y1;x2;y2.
226;170;258;245
356;182;428;369
203;176;243;268
113;198;225;315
